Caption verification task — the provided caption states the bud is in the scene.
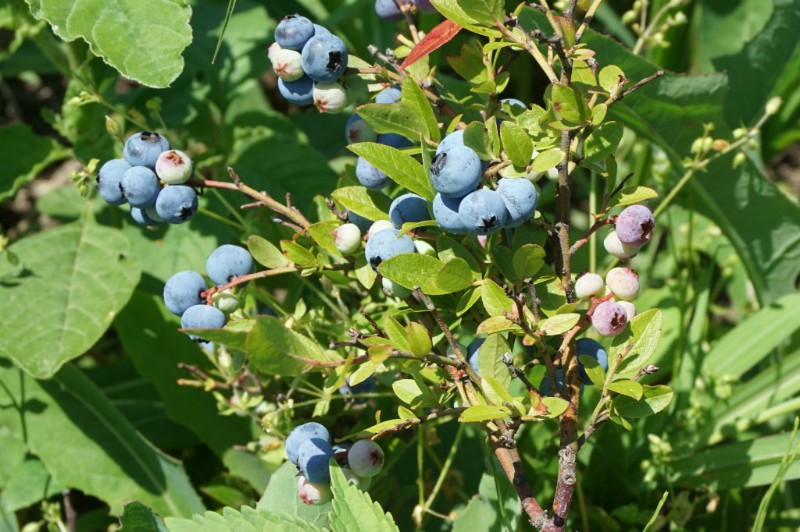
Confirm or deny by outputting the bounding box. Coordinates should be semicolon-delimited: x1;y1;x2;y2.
765;96;782;116
105;115;121;136
702;136;714;153
690;137;704;154
732;127;749;140
712;139;729;151
732;152;747;168
212;289;241;314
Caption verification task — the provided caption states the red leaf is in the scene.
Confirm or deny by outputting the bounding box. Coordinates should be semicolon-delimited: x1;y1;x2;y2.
400;19;462;70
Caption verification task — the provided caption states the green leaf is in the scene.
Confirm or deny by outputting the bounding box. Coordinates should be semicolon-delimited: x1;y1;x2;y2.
248;235;292;268
541;397;569;418
531;148;564;172
477;334;512;388
0;362;203;516
430;0;502;37
401;77;440;143
611;186;659;207
463;121;494;160
2;457;63;512
537;313;580;336
551;84;589;124
120;502;167;532
613;385;673;418
459;0;504;25
247;316;338;376
436;258;473;293
480;279;514;317
578;355;605;388
258;462;332;528
459;405;510;422
348;143;434;200
613;309;663;379
500;122;534;167
392;379;436;409
598;65;625;92
356;103;424;141
476;315;522;335
583;121;623;163
0;219;141;378
607;380;644;400
701;292;800;378
167;505;319;532
437;235;482;279
406;322;432;357
382;314;412;352
307;221;343;257
0;124;69;202
378;254;471;295
329;464;399;532
512;244;545;281
281;240;316;268
26;0;192;88
332;186;391;221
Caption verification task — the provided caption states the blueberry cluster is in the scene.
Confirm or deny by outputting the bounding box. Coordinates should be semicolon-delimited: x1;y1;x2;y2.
162;245;254;342
374;0;435;21
96;132;198;227
268;15;349;112
285;422;385;505
431;130;539;235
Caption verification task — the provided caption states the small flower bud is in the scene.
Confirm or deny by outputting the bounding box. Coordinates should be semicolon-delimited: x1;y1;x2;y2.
765;96;782;116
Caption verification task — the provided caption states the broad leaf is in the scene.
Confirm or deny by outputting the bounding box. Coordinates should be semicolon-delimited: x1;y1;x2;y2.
0;124;69;202
378;254;472;295
459;405;510;422
348;143;434;200
329;465;399;532
613;385;673;418
258;462;332;528
248;235;292;268
331;186;391;221
247;316;339;376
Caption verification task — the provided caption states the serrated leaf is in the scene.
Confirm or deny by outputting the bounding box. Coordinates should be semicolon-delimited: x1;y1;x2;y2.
500;121;534;168
120;502;167;532
613;309;663;378
248;235;292;268
349;143;434;200
531;148;564;172
247;316;338;376
583;121;623;163
356;103;423;141
378;254;470;295
27;0;192;88
607;380;644;400
459;405;510;422
332;186;391;221
257;462;332;528
401;77;440;143
330;463;400;532
512;244;545;281
611;186;659;207
0;219;141;378
613;385;673;418
537;313;580;336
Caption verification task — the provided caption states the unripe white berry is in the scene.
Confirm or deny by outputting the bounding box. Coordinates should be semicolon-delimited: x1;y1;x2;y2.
367;220;394;239
382;277;411;298
605;267;640;301
268;42;283;63
574;272;604;299
604;230;640;260
347;440;385;478
333;223;362;255
297;476;332;505
271;48;304;81
618;301;637;321
155;150;193;184
414;240;436;256
314;82;349;114
212;288;241;313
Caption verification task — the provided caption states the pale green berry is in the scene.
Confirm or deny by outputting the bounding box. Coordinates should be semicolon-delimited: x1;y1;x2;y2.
574;272;604;299
314;82;349;114
333;223;362;255
212;289;241;313
272;48;304;82
382;277;411;298
155;150;193;184
414;240;436;256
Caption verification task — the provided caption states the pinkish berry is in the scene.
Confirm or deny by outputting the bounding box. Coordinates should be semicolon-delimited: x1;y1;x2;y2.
615;205;654;246
297;476;332;505
618;301;637;321
591;301;628;336
347;440;385;478
605;267;640;301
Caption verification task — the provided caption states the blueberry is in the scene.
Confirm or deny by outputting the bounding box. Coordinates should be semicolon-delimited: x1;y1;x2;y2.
155;150;193;185
275;14;315;50
500;98;527;110
414;0;436;12
155;185;198;224
540;369;585;397
574;272;604;300
345;114;377;144
375;85;402;104
313;82;349;113
591;301;628;337
121;166;161;207
130;207;164;226
301;33;348;83
123;132;170;169
298;438;335;484
576;338;608;384
458;188;508;235
312;24;332;38
618;301;637;321
97;159;130;205
430;146;482;198
278;75;315;106
347;210;374;232
432;193;468;234
467;338;485;375
377;133;412;149
605;267;640;301
615;205;654;246
364;228;416;271
496;178;537;227
356;157;390;190
346;440;384;478
180;304;226;342
286;422;331;465
271;47;305;81
367;220;395;239
163;271;207;316
206;245;254;285
374;0;408;21
389;193;430;229
436;130;465;156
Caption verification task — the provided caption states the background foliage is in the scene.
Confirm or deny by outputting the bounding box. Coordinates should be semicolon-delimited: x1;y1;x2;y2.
1;0;799;530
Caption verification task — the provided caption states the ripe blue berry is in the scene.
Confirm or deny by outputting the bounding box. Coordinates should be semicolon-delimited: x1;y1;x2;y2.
345;114;377;144
615;205;654;246
467;338;485;375
346;440;384;478
121;166;161;207
339;375;376;403
576;338;609;384
163;271;207;316
377;133;412;149
375;85;402;104
458;188;508;235
591;301;628;336
364;228;416;271
500;98;527;111
430;146;482;198
436;130;465;155
301;33;348;83
347;210;374;232
374;0;409;21
180;304;226;342
206;245;254;285
356;157;390;190
154;185;198;224
496;178;537;227
278;75;315;106
432;193;468;234
275;14;315;50
97;159;130;205
298;438;335;484
123;132;170;169
130;207;164;226
286;422;331;465
389;193;430;229
415;0;436;12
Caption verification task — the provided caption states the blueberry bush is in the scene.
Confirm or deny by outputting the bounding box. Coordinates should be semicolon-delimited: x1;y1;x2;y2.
1;0;799;530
